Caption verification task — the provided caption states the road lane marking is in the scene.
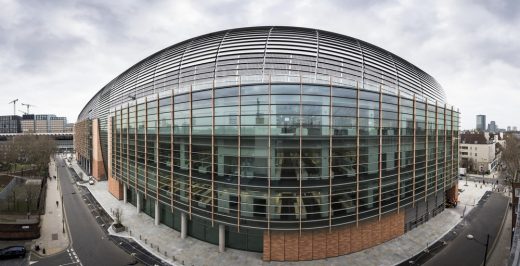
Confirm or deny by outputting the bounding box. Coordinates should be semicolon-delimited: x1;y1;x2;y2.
58;262;81;266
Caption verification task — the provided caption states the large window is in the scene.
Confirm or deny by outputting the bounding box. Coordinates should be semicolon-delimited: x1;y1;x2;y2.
110;83;459;237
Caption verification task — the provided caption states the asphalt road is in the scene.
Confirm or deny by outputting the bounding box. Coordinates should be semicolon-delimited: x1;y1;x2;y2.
32;157;138;266
423;191;509;266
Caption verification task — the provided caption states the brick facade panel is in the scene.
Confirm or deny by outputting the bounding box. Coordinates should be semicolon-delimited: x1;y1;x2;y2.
263;211;406;261
271;232;285;261
338;226;351;255
371;219;381;245
326;230;339;257
380;215;393;242
263;231;270;261
361;221;371;250
312;230;327;260
284;231;299;261
108;175;123;200
298;231;313;261
92;160;105;181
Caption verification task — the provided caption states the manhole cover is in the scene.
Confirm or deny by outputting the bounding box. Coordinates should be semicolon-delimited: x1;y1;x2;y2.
52;233;58;240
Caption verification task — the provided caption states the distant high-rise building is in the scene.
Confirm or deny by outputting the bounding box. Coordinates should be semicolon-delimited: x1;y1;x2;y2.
487;121;497;132
507;126;512;131
0;115;21;133
514;126;518;131
476;115;486;131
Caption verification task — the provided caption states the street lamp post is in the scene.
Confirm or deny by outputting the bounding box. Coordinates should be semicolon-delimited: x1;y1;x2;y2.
467;234;490;266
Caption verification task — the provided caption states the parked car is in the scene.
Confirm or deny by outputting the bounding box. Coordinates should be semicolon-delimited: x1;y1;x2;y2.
0;246;26;259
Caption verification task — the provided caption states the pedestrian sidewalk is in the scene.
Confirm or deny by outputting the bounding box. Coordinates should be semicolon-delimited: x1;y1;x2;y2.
70;157;492;266
34;158;69;256
487;206;512;266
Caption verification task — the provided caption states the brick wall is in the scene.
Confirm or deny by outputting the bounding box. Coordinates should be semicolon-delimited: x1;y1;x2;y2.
108;175;123;200
0;222;40;240
263;211;405;261
91;119;106;180
73;120;91;162
445;183;459;204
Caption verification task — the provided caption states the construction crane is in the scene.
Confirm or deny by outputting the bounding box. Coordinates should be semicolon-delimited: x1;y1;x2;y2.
9;99;18;115
21;103;35;114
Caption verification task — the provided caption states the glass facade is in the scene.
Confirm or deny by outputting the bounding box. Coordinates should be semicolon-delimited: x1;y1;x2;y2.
111;82;459;245
76;27;461;255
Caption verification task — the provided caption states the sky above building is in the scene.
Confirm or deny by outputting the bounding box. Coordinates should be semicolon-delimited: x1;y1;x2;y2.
0;0;518;129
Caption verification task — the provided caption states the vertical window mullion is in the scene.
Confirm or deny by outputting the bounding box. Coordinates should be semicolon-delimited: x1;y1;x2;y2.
174;89;176;213
237;77;242;230
355;81;360;226
188;86;193;219
412;95;416;207
397;91;401;212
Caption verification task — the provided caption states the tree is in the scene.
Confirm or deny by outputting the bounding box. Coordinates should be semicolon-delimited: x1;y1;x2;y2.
502;133;520;181
114;208;123;225
24;183;40;213
2;135;56;176
7;189;17;212
468;158;476;173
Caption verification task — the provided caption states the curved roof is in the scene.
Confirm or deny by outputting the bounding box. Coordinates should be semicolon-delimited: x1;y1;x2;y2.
78;26;446;121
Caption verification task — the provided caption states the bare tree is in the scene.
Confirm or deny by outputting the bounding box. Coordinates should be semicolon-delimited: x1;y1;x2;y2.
2;135;56;176
24;184;39;213
114;208;122;225
8;190;16;212
468;158;476;173
502;133;520;181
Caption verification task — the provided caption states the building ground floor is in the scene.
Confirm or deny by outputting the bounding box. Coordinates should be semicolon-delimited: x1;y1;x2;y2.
68;156;497;265
108;176;458;261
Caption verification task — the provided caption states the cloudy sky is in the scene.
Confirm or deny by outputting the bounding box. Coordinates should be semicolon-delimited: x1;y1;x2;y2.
1;0;518;129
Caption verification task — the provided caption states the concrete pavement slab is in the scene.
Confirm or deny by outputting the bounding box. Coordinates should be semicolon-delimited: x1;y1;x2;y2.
34;158;69;256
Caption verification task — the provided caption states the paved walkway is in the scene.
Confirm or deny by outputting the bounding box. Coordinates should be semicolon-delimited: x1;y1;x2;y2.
70;157;493;266
487;206;512;266
33;158;70;256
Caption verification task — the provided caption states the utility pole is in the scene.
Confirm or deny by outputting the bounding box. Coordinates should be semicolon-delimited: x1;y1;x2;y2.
9;99;18;115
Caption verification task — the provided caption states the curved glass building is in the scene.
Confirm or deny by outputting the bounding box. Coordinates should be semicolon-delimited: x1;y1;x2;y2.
74;26;459;261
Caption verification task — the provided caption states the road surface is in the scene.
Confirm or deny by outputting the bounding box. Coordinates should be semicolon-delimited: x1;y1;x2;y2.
32;156;138;266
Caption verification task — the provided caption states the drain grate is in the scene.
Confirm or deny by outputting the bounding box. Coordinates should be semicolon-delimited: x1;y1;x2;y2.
52;233;58;240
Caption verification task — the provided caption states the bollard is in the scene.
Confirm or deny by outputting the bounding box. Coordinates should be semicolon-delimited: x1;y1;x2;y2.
139;235;141;240
157;246;159;252
42;248;46;254
151;243;153;248
145;239;147;244
164;251;167;256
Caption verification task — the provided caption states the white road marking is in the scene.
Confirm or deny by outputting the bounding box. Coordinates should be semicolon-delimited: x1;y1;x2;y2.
58;262;81;266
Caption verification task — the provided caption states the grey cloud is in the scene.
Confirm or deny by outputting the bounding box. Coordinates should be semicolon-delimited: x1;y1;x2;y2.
478;0;520;22
0;0;518;128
